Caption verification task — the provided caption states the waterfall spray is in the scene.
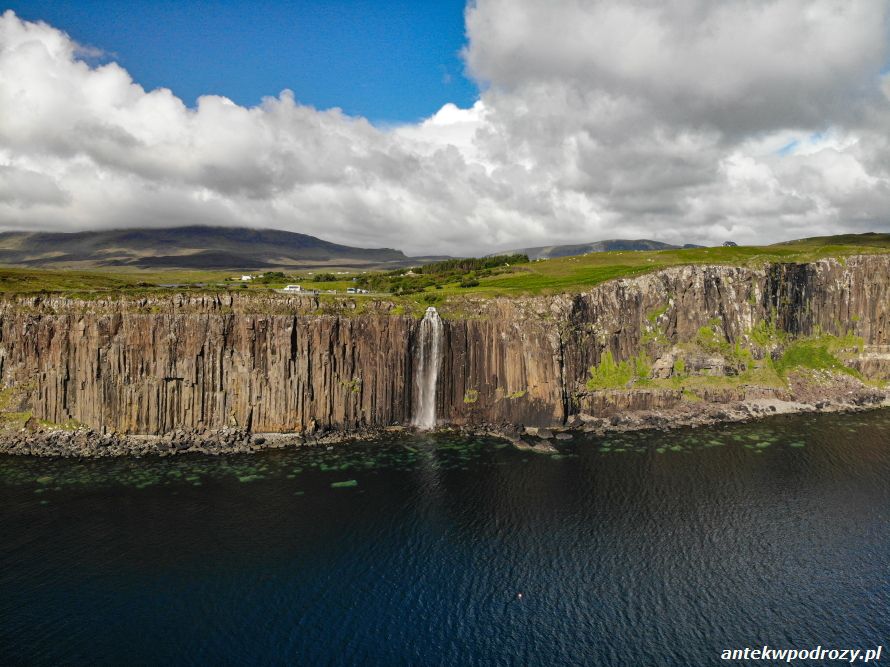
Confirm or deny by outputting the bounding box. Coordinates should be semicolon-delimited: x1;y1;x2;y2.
412;306;443;429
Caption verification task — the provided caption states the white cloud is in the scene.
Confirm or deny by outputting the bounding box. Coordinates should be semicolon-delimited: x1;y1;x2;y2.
0;5;889;255
466;0;888;133
463;0;890;246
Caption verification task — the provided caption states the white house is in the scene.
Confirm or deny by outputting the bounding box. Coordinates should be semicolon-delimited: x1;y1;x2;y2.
240;275;253;281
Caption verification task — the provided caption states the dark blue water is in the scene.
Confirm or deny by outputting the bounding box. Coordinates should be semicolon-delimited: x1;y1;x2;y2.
1;411;889;666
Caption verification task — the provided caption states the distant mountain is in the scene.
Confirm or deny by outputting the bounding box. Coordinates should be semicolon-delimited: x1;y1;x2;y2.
0;226;414;270
497;239;701;260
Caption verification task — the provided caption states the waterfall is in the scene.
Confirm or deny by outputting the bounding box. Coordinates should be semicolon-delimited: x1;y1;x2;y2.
412;306;443;429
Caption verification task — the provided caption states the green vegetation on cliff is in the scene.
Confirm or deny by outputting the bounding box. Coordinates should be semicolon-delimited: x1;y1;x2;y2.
586;329;872;397
774;334;864;378
587;351;651;390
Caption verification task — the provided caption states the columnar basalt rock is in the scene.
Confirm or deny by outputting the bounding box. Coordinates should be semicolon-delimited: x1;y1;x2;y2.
0;255;888;441
0;295;418;434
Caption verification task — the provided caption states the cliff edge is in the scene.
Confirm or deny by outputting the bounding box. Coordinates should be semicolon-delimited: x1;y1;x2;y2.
1;255;888;456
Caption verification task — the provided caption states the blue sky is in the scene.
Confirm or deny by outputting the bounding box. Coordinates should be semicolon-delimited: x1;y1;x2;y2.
6;0;479;123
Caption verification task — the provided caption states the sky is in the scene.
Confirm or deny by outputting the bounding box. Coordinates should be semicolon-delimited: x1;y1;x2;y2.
1;1;890;255
3;0;478;122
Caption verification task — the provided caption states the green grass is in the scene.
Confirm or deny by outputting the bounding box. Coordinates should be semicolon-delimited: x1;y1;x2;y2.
587;351;650;390
774;335;862;378
0;268;144;294
583;330;866;398
0;267;366;298
0;233;888;302
404;235;890;304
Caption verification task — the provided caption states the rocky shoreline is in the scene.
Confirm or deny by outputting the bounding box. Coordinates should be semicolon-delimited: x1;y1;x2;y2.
2;383;887;459
0;421;397;458
487;387;890;454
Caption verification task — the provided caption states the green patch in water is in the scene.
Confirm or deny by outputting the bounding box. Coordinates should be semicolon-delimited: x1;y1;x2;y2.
331;479;358;488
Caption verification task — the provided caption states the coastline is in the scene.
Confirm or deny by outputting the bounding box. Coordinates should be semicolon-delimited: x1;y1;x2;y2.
2;383;887;459
489;388;890;453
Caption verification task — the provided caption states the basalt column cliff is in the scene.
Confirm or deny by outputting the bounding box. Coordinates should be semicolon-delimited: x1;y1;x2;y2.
0;256;888;452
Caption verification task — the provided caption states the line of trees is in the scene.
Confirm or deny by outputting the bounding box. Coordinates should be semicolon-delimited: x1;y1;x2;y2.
418;254;529;277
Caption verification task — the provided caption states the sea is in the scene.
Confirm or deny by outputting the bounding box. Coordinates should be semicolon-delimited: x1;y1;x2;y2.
1;410;888;665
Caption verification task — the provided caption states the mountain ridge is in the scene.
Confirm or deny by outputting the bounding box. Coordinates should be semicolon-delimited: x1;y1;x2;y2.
494;238;703;260
0;226;414;270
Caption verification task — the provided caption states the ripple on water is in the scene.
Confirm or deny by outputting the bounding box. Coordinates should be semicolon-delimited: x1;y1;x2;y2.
2;409;890;664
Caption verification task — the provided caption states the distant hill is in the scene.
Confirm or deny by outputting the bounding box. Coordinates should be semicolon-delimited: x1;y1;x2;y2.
497;239;701;260
772;232;890;248
0;226;414;270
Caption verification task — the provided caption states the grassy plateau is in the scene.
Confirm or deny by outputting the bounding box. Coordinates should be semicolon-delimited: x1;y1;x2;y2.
0;233;888;306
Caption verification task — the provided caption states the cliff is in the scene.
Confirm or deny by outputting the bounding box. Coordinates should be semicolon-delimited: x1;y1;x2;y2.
1;255;889;453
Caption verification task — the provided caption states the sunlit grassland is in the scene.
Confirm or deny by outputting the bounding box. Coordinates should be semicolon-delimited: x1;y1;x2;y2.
0;233;888;301
421;237;890;301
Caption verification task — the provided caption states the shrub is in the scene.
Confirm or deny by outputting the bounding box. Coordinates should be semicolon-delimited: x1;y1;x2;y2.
671;358;687;386
775;339;860;377
256;271;286;284
587;350;650;390
750;317;786;347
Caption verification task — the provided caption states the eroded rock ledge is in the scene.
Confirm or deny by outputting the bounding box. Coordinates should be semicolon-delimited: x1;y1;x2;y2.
3;383;887;458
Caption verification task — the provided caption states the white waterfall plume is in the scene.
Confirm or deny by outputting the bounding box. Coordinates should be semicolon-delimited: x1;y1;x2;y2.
412;307;443;429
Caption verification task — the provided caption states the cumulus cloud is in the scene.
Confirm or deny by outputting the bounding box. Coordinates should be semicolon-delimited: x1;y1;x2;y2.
0;4;889;255
466;0;888;133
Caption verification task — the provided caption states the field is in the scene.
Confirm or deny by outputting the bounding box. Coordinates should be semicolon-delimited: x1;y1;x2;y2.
435;234;890;298
0;233;888;303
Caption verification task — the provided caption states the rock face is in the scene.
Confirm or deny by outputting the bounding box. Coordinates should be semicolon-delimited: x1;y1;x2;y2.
1;255;889;439
0;295;416;434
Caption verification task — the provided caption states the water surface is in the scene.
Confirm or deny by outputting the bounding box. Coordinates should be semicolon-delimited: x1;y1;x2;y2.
1;411;889;665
